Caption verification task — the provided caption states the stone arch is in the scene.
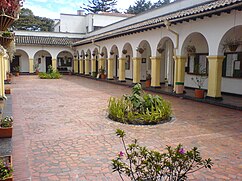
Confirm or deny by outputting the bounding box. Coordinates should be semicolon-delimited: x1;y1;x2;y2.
137;40;152;80
110;45;119;78
100;46;108;74
218;25;242;79
13;49;29;73
33;50;52;73
56;51;73;73
122;42;133;79
156;37;175;85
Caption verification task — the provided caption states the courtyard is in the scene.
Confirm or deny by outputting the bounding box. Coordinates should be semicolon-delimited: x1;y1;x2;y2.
3;75;240;180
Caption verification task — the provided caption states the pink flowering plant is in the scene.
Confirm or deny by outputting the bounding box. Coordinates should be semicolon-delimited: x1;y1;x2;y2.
0;157;13;180
112;129;213;181
0;0;24;17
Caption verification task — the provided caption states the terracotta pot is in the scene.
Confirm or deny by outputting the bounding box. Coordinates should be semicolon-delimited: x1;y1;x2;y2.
15;72;19;76
0;127;12;138
5;88;11;94
145;80;151;88
101;74;106;79
0;155;13;181
195;89;205;99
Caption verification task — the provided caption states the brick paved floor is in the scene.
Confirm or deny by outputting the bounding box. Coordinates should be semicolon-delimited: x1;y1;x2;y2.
10;75;242;181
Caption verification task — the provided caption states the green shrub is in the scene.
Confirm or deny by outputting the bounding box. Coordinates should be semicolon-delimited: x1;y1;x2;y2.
108;84;172;125
39;70;61;79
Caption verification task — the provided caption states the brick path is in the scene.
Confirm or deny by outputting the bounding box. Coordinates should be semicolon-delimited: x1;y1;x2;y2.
10;75;242;181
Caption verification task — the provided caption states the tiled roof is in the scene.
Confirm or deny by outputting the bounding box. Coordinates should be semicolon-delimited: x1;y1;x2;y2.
15;35;82;46
74;0;242;46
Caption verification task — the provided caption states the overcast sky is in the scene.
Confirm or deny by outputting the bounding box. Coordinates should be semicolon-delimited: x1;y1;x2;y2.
24;0;160;19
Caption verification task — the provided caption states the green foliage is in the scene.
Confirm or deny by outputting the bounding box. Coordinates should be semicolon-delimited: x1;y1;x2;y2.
126;0;175;14
83;0;118;13
39;70;61;79
108;83;172;125
0;157;13;180
11;8;54;31
0;116;13;128
112;129;213;181
13;66;20;72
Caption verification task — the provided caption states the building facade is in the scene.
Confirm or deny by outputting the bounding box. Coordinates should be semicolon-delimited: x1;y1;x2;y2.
12;0;242;100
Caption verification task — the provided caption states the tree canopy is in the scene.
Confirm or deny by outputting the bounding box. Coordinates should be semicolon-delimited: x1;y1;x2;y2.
126;0;173;14
82;0;118;13
11;8;54;31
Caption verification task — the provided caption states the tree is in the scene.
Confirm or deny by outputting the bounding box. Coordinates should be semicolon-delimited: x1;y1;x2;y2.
126;0;175;14
126;0;152;14
11;8;54;31
82;0;118;13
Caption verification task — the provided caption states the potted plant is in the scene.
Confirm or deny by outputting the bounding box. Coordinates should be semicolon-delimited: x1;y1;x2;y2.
34;64;40;75
186;45;196;55
145;71;151;88
98;67;106;79
13;66;20;76
0;116;13;138
0;155;13;181
223;38;241;52
6;72;12;83
136;47;144;54
191;70;207;99
5;87;11;94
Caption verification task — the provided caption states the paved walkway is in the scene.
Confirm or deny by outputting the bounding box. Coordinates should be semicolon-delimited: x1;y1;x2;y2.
9;75;242;180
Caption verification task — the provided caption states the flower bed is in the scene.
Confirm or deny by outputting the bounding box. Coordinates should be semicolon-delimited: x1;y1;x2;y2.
108;84;172;125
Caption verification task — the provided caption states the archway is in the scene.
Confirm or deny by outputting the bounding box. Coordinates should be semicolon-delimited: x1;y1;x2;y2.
156;37;174;86
137;40;151;81
122;43;133;79
56;51;73;73
110;45;119;78
181;32;209;89
86;49;91;75
13;49;29;73
80;50;85;74
33;50;52;73
218;25;242;79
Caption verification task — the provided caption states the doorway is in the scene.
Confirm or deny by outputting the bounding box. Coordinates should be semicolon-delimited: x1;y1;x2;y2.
46;57;52;72
11;56;20;72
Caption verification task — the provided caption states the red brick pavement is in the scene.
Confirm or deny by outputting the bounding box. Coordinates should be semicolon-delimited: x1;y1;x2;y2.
10;75;242;181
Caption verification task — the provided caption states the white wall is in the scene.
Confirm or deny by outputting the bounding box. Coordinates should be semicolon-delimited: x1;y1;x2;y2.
19;54;29;72
93;14;128;27
60;14;86;33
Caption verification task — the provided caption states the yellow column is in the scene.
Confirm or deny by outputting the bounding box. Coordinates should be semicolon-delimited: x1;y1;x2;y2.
74;58;78;73
0;50;4;98
52;58;57;70
118;58;126;82
3;56;6;80
107;58;114;80
85;59;90;75
29;58;34;73
99;58;105;69
91;58;97;75
79;58;84;74
150;56;161;87
173;56;186;94
132;57;141;84
206;56;224;99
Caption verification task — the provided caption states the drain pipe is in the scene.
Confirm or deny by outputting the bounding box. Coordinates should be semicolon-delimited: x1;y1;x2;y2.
164;19;179;92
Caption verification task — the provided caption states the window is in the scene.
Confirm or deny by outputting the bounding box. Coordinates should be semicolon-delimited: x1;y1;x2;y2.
222;52;242;78
187;53;208;75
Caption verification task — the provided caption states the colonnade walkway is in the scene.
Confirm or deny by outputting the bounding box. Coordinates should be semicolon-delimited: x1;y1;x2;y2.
6;75;242;180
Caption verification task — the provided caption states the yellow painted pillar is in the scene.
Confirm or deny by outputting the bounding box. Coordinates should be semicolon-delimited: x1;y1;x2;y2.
132;57;141;84
79;58;84;74
107;58;114;80
85;59;90;75
52;58;57;70
74;58;78;73
0;49;5;98
91;58;97;75
150;56;161;87
118;58;126;81
99;58;105;69
29;58;34;73
173;56;186;94
206;56;224;99
3;56;7;80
